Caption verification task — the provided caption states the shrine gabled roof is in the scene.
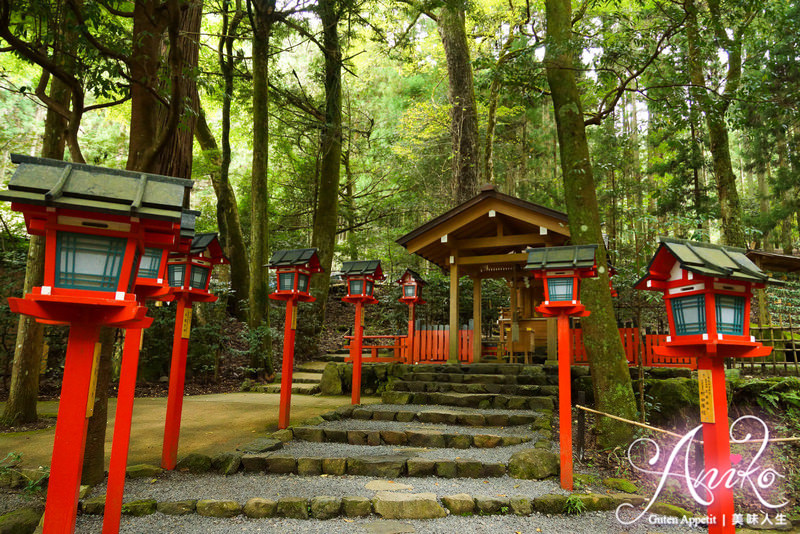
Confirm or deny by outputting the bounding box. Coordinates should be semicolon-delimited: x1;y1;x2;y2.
190;233;229;264
635;237;781;288
341;260;384;279
267;248;322;272
524;244;598;271
0;154;192;222
395;184;570;272
396;268;426;285
396;185;568;248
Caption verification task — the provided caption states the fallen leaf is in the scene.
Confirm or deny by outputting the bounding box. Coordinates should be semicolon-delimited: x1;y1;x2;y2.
513;484;520;488
343;519;354;523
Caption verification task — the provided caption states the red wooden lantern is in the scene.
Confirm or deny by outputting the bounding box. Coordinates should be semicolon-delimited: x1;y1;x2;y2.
161;232;228;470
397;268;426;305
268;248;324;428
104;211;197;534
524;244;599;492
340;260;384;404
0;154;191;534
635;237;778;534
396;269;426;364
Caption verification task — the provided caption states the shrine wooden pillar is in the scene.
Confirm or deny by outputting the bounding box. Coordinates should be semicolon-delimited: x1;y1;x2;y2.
449;252;459;362
472;276;481;362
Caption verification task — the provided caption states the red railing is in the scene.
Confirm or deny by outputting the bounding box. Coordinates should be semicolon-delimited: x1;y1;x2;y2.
344;328;473;364
344;327;692;368
570;328;695;369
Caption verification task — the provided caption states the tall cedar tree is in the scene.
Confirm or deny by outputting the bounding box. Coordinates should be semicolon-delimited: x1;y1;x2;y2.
544;0;637;447
248;0;276;374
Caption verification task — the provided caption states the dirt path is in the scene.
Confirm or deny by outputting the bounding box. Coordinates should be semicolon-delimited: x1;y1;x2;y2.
0;393;379;468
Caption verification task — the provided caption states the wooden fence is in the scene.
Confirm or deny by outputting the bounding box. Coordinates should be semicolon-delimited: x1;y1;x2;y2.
570;328;695;368
343;325;473;364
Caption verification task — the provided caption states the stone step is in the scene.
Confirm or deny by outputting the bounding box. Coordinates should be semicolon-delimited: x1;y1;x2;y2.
260;382;320;395
403;372;552;386
290;426;532;449
382;391;555;411
345;406;542;427
238;452;508;479
320;353;347;362
389;381;557;396
406;363;552;376
275;372;322;384
297;362;328;373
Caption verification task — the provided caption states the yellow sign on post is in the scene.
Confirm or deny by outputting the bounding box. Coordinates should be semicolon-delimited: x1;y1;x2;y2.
698;368;715;423
291;302;298;330
182;307;192;339
86;343;102;418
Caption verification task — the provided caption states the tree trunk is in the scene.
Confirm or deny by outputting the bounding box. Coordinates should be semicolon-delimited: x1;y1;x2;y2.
438;1;480;203
309;0;343;330
484;31;515;184
194;109;250;319
249;0;276;374
81;328;115;485
544;0;637;448
154;0;202;179
685;0;746;247
1;67;72;426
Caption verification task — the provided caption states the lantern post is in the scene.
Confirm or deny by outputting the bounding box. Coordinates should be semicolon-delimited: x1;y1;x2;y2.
0;155;192;534
267;248;322;429
396;269;426;364
341;260;384;404
103;212;196;534
635;237;777;533
159;233;228;470
524;244;598;491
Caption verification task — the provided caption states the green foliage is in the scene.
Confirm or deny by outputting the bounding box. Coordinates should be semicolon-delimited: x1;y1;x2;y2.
564;494;587;515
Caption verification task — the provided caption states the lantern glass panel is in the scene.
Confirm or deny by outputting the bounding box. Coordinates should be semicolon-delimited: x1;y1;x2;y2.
168;264;185;287
716;295;745;335
297;273;309;293
190;265;209;289
138;247;162;279
279;272;295;291
547;277;574;301
55;232;126;291
349;279;363;295
404;284;415;297
366;280;373;296
672;294;706;335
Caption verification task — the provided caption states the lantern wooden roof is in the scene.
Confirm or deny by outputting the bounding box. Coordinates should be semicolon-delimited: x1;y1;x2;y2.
0;154;192;222
396;184;570;277
267;248;323;272
635;237;781;289
190;233;229;264
396;268;426;285
524;244;598;272
341;260;384;279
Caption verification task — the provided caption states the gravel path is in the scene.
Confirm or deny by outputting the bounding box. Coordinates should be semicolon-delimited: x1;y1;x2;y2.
277;439;538;462
89;471;568;501
76;510;700;533
316;418;537;437
365;404;547;416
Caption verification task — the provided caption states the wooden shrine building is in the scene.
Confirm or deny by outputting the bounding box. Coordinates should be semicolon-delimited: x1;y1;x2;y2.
396;184;571;362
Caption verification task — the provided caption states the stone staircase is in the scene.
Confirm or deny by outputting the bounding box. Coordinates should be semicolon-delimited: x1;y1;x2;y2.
76;363;661;531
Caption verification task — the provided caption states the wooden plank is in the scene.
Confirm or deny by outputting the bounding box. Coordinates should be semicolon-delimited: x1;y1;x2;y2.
456;252;529;265
453;233;551;250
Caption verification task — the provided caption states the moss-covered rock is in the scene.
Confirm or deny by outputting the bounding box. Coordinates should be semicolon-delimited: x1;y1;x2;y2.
320;363;343;395
121;500;157;517
243;498;276;518
532;494;567;514
602;477;638;494
508;449;559;480
175;453;212;474
126;464;163;479
646;378;700;426
157;500;196;516
196;499;242;518
651;502;693;519
0;507;42;534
